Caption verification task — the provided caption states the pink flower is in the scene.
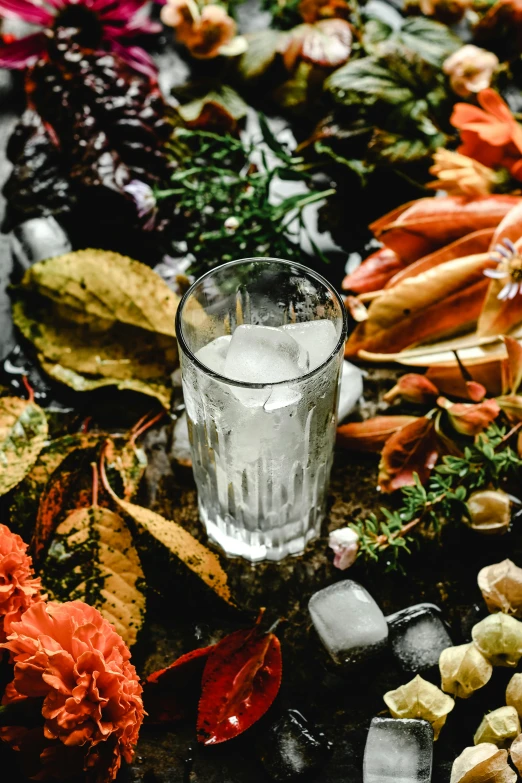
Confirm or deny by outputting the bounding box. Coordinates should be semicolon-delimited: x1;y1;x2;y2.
485;237;522;300
443;45;499;99
328;527;359;569
1;600;144;782
0;523;42;643
0;0;161;78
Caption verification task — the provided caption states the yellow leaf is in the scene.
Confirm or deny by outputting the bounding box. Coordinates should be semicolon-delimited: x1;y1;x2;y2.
0;396;48;496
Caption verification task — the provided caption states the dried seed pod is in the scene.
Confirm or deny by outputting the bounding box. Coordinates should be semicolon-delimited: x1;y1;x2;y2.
465;490;511;535
506;674;522;717
472;614;522;667
474;707;521;748
451;744;517;783
440;642;493;699
510;734;522;774
478;560;522;618
383;673;454;740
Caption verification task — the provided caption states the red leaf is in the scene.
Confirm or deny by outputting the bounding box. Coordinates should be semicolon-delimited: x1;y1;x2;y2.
197;624;282;745
336;416;418;452
503;336;522;395
378;417;439;493
437;396;500;436
383;374;439;405
342;247;406;294
143;645;214;723
466;381;487;402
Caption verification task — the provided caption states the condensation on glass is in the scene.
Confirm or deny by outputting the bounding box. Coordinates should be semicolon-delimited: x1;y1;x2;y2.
175;258;347;562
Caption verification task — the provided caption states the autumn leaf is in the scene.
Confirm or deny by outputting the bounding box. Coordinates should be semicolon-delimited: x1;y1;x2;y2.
101;456;233;606
197;622;282;744
346;253;492;357
0;396;48;497
143;645;214;723
283;19;352;70
502;336;522;395
383;374;439;405
378;416;439;492
42;499;146;648
387;228;496;289
437;396;500;435
342;247;406;294
337;416;418;452
12;250;179;409
371;196;519;264
178;86;248;135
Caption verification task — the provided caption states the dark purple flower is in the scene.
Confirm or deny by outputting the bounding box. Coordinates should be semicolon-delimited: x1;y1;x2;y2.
0;0;161;77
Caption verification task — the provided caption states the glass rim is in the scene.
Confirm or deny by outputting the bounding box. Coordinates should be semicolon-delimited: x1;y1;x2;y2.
175;257;348;389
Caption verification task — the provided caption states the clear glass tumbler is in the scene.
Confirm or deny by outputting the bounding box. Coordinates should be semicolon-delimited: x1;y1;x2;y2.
175;258;347;562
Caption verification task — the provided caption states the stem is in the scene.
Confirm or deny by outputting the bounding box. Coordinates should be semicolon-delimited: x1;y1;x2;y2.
91;462;99;508
130;410;167;444
375;492;447;547
21;375;34;403
501;421;522;443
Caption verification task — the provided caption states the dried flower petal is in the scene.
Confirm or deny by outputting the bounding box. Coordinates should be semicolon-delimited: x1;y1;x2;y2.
510;733;522;774
328;527;359;570
465;491;512;535
474;707;521;748
478;560;522;618
383;674;454;740
440;643;493;699
506;674;522;717
383;373;439;405
451;744;517;783
472;614;522;667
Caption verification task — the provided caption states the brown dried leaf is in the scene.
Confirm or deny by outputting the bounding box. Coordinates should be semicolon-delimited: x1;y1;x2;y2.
0;396;48;496
478;560;522;618
437;397;500;436
42;505;146;647
336;415;418;453
378;416;439;492
503;336;522;395
474;707;520;748
440;642;493;699
383;674;454;740
451;744;517;783
383;374;439;404
472;614;522;667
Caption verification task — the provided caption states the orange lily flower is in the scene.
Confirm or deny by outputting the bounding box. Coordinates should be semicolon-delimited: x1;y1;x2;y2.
451;88;522;181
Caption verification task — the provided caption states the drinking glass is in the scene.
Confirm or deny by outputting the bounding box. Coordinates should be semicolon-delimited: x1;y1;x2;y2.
175;257;347;562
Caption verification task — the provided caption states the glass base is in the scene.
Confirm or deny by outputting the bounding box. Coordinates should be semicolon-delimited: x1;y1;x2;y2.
199;501;323;563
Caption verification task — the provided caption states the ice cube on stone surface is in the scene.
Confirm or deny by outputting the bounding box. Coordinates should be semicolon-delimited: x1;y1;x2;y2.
308;580;388;665
281;319;338;371
386;603;453;673
224;324;309;384
195;335;232;374
338;360;364;422
363;717;433;783
257;709;332;781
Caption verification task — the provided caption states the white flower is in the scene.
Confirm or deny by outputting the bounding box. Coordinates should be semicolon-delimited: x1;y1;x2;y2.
328;527;359;570
224;216;240;231
484;238;522;301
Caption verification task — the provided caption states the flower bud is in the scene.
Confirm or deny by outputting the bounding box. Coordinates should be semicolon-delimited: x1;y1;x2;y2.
328;527;359;570
383;373;439;405
474;706;520;748
465;490;511;535
440;642;493;699
472;613;522;667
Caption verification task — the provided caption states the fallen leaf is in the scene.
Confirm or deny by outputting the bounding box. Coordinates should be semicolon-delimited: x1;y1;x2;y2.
437;396;500;436
426;355;505;399
197;622;282;744
283;19;352;70
440;643;493;699
101;460;233;607
478;560;522;618
383;674;454;740
345;254;492;357
383;374;439;404
337;415;418;452
387;228;496;288
178;86;248;135
42;503;146;648
371;196;519;264
451;744;516;783
12;250;179;409
0;396;48;497
502;336;522;395
378;417;439;492
237;29;285;81
143;646;214;723
342;247;406;294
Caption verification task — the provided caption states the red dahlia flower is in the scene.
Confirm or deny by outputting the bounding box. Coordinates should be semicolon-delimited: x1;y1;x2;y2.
0;522;42;643
0;0;161;77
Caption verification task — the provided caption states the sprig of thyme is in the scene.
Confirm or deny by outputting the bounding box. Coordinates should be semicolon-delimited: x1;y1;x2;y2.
352;424;522;572
157;121;333;275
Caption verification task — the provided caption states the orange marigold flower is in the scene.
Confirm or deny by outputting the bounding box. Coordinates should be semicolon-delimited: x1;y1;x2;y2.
0;523;41;643
1;600;144;782
451;88;522;182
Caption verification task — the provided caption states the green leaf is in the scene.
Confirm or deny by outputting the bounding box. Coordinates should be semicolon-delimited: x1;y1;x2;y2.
0;396;48;496
326;55;414;107
369;129;431;164
237;29;285;80
361;18;393;54
178;85;248;133
395;18;461;66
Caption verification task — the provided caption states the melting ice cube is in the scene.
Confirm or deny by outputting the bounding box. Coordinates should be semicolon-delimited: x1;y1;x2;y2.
224;324;309;384
281;319;338;371
308;580;388;665
257;709;332;781
195;335;232;375
363;717;433;783
386;603;453;674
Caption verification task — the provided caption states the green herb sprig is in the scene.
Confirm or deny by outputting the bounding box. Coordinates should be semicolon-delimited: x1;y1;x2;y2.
352;424;522;572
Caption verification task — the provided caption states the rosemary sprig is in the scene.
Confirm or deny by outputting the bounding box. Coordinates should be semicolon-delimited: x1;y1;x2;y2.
352;424;522;572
